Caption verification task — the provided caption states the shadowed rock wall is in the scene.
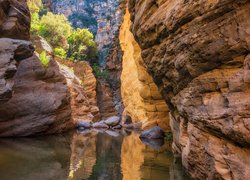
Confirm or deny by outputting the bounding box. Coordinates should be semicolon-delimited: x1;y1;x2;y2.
128;0;250;179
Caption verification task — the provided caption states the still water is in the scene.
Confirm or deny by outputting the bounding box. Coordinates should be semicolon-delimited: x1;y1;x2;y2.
0;130;189;180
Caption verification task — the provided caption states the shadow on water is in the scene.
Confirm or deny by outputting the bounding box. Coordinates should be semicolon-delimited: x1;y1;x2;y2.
0;130;190;180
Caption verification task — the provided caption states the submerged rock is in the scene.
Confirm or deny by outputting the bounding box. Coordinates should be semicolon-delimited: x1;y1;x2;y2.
104;116;120;126
139;126;165;139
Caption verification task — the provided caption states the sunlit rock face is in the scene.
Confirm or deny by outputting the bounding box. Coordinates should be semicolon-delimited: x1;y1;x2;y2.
128;0;250;179
120;8;169;130
50;0;123;64
56;58;100;122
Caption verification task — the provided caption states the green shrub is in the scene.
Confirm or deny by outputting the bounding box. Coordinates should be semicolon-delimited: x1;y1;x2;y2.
54;47;66;59
39;12;72;50
28;0;98;63
165;132;173;141
68;28;98;63
92;63;110;79
39;51;50;68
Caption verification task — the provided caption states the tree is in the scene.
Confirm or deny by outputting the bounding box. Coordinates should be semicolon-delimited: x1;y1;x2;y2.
39;12;72;50
67;28;97;63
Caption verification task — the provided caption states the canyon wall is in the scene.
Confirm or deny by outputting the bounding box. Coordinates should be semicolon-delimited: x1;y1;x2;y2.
0;0;30;40
120;9;169;130
128;0;250;179
45;0;126;118
0;0;99;136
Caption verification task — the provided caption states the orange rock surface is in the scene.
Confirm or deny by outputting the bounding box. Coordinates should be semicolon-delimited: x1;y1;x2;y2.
120;8;169;131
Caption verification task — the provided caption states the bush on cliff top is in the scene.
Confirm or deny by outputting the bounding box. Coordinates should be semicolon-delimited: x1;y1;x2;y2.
28;0;98;63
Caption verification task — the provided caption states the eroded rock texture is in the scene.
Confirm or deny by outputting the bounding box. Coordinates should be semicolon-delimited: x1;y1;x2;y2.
0;39;74;137
57;60;100;122
120;8;169;130
128;0;250;179
0;0;30;40
0;0;100;136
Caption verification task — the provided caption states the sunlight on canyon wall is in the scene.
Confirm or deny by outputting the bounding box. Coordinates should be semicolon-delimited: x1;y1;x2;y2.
120;9;169;130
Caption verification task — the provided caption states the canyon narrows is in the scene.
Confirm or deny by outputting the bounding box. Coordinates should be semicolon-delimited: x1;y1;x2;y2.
0;0;249;179
128;0;250;179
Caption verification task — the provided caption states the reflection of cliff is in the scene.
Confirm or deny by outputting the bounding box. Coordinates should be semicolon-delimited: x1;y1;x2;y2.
89;132;123;179
120;8;169;130
121;132;145;180
121;132;188;180
69;132;97;180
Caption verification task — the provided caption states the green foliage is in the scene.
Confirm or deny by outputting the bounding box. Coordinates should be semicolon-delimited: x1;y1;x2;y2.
39;12;72;50
68;28;98;63
92;63;110;79
165;132;173;141
39;51;50;68
28;0;98;63
54;47;67;59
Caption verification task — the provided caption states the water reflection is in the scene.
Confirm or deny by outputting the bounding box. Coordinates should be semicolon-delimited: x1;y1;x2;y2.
0;130;189;180
0;135;72;180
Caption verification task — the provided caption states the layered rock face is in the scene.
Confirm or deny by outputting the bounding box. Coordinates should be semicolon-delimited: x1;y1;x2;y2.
0;0;100;136
0;0;74;137
128;0;250;179
56;59;100;122
0;42;73;136
96;79;118;119
0;0;30;40
120;9;169;130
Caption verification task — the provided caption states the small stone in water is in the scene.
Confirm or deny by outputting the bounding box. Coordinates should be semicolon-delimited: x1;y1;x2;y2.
104;116;120;126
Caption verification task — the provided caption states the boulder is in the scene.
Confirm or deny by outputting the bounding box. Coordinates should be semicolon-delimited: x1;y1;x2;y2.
104;116;120;126
139;126;165;139
92;121;109;129
76;121;92;129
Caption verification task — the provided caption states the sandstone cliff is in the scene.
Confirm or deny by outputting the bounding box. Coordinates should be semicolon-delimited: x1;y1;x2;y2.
56;58;100;122
120;8;169;130
0;0;100;136
128;0;250;179
0;0;30;40
0;40;74;136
